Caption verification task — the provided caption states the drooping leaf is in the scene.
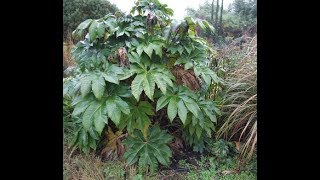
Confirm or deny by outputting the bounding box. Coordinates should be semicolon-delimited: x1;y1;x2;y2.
93;104;107;134
89;20;98;41
153;73;167;95
80;128;89;146
195;125;202;139
103;73;119;84
156;95;170;112
115;96;130;115
106;98;122;125
76;19;93;30
177;100;187;124
182;97;200;118
82;101;102;131
167;97;178;122
88;127;100;140
72;98;91;116
143;73;155;100
96;22;105;38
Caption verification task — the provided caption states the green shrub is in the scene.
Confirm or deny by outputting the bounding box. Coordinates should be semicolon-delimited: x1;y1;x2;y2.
63;0;222;173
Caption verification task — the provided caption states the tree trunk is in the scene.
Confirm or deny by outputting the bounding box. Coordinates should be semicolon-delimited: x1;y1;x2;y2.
215;0;219;31
211;0;214;23
219;0;223;35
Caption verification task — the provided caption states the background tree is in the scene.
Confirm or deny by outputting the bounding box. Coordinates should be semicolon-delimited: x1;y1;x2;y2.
187;0;257;45
215;0;220;31
63;0;121;40
219;0;224;35
211;0;214;23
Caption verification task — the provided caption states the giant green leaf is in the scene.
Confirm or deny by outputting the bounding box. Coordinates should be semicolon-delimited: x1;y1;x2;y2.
123;126;173;172
72;98;91;116
96;22;105;38
92;76;105;99
143;73;155;101
106;99;121;125
80;75;93;97
93;105;107;134
89;20;98;41
82;101;101;130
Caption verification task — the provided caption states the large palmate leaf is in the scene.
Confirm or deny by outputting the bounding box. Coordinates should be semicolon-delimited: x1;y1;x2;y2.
80;74;94;98
130;63;175;101
123;126;173;173
82;100;106;133
119;101;154;134
89;20;99;41
105;96;130;125
156;86;200;124
72;19;93;40
102;63;129;84
78;66;130;99
70;125;100;154
181;97;220;153
194;65;221;85
72;93;130;134
63;76;82;98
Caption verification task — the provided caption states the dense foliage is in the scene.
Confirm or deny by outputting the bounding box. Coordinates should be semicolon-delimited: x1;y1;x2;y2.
63;0;222;173
63;0;121;39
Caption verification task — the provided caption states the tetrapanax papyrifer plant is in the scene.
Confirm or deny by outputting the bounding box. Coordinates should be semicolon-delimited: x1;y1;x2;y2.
63;0;222;172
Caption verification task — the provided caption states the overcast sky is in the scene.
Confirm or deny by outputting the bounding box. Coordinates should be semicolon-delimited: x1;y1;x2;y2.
108;0;234;20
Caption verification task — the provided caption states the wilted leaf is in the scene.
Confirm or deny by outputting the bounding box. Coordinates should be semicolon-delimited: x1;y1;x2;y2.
101;127;126;160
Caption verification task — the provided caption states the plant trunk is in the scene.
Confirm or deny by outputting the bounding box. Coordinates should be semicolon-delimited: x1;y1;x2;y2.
219;0;223;35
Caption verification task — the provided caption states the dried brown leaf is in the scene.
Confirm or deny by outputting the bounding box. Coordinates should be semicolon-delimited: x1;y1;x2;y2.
171;65;200;91
101;127;126;160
